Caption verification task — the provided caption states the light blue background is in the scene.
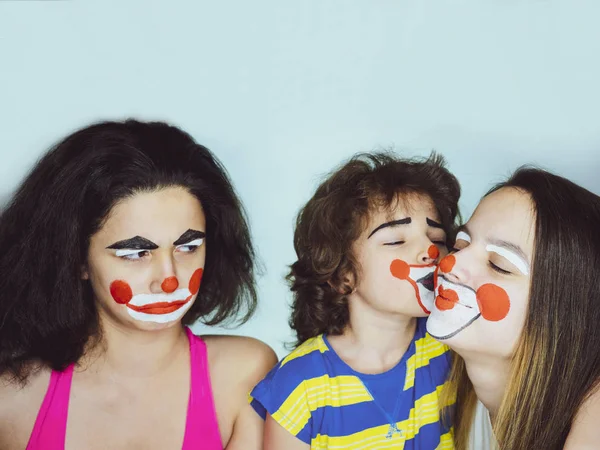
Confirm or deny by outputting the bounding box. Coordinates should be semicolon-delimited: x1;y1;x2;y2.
1;1;599;357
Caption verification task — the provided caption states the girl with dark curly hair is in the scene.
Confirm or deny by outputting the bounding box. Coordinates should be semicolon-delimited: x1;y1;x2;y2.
251;152;461;449
0;120;276;450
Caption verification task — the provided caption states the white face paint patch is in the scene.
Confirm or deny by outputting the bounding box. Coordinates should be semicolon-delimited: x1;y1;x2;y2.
410;265;436;313
184;238;204;247
390;259;437;314
455;231;471;243
486;244;530;275
114;249;145;258
426;276;481;339
125;287;194;324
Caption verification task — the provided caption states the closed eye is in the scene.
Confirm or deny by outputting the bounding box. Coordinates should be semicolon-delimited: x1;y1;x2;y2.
489;261;511;275
384;241;405;246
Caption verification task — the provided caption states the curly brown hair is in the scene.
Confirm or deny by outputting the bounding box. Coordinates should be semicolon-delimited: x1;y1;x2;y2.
288;152;461;346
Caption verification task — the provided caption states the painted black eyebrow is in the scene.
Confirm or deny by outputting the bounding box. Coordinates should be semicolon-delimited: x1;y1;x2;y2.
368;218;411;239
455;225;528;262
488;238;529;263
106;236;158;250
173;229;205;246
426;218;444;229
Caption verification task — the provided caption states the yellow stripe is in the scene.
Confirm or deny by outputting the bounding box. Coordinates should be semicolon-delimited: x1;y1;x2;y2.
272;375;372;436
404;334;449;391
435;430;455;450
280;335;329;368
310;381;454;449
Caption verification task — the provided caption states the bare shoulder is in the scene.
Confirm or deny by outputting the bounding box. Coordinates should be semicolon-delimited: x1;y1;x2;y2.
564;384;600;449
0;367;51;448
203;334;278;385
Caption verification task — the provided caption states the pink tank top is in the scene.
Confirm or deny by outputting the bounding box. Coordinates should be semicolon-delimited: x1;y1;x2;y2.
26;328;222;449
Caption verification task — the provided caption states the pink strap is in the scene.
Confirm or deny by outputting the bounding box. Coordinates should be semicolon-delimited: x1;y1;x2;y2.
26;364;74;450
27;328;222;449
182;328;223;449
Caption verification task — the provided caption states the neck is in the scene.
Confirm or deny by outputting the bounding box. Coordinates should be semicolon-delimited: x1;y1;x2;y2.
331;295;417;374
461;351;511;418
81;315;189;380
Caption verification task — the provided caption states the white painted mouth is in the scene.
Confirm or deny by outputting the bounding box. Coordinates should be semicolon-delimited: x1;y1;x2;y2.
126;288;195;324
426;276;481;340
411;265;436;313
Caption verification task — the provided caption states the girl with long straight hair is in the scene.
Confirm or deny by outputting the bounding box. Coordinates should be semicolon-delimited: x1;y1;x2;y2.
428;167;600;449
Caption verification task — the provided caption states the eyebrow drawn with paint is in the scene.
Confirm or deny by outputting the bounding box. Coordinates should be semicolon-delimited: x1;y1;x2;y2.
426;218;444;229
106;236;158;250
486;240;530;275
455;225;472;243
173;229;206;246
368;217;411;239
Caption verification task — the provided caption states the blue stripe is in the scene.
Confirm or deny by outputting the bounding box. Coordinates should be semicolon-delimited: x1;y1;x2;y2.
250;318;453;446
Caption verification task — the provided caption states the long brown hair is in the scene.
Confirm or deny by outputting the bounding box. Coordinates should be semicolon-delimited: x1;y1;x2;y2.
287;152;461;346
448;167;600;450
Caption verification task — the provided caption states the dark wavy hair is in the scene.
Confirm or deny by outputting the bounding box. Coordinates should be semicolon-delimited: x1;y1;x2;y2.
288;152;461;345
449;167;600;450
0;119;257;381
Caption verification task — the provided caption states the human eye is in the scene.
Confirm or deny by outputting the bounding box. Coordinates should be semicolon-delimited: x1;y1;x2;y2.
383;240;405;246
430;234;447;247
115;249;151;261
488;260;511;275
176;238;204;253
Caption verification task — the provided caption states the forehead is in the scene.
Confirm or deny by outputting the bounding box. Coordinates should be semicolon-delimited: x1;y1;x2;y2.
368;192;439;226
468;187;536;254
98;187;205;241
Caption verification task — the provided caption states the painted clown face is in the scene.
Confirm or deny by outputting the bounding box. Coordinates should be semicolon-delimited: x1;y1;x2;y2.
427;187;535;359
348;193;448;317
84;187;207;330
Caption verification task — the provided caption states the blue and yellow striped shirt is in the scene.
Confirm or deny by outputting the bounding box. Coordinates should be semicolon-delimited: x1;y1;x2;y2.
250;318;454;449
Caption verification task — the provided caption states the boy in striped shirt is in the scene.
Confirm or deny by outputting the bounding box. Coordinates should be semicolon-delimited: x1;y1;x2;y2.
251;152;460;449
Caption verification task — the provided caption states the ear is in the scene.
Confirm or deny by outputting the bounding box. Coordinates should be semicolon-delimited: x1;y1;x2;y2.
81;265;89;280
327;272;356;295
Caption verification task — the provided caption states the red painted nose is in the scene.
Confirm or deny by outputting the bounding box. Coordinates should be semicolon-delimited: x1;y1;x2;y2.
161;277;179;293
428;245;440;260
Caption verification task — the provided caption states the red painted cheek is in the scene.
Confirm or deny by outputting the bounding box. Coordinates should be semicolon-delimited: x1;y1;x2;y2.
390;259;410;280
110;280;133;304
439;255;456;273
476;283;511;321
189;268;204;295
161;276;179;293
428;245;440;260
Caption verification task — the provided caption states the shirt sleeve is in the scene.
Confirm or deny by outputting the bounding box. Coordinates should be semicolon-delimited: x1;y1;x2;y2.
249;360;314;443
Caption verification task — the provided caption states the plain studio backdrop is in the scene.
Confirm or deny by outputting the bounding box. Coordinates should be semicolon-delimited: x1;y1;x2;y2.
1;1;599;358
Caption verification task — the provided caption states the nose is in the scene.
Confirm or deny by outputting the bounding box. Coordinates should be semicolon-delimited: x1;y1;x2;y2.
418;244;441;265
438;252;471;286
149;253;179;294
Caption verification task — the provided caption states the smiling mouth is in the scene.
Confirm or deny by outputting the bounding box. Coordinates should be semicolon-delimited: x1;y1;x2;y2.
126;295;192;315
417;272;435;292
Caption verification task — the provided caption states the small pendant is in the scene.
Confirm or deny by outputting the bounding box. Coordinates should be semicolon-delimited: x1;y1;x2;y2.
386;423;402;439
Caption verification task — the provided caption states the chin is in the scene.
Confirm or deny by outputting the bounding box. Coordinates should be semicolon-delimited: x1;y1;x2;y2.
386;304;428;319
143;319;185;330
